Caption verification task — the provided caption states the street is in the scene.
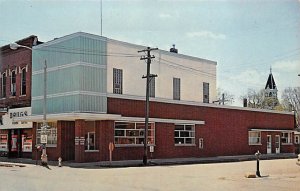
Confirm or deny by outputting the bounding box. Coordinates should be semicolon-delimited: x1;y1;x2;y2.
0;159;299;191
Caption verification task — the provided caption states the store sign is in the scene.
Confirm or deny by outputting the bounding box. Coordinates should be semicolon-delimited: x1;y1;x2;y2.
0;107;32;130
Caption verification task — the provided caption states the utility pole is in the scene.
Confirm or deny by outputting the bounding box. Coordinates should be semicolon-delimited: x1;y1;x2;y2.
138;47;158;166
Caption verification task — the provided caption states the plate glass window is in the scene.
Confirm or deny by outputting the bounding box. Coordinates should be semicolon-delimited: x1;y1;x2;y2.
36;122;57;146
174;124;195;145
114;122;155;146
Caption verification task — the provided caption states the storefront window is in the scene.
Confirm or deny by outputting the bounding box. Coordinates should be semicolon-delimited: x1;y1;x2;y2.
36;122;57;146
174;124;195;145
114;122;155;146
248;131;261;145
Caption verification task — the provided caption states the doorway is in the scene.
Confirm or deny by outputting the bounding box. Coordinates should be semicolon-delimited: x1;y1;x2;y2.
267;135;272;154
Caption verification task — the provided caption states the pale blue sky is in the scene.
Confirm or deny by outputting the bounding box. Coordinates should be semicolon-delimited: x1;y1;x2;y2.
1;0;300;106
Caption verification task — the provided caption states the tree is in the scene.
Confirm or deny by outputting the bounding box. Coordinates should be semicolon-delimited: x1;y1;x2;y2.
240;88;264;109
241;88;280;110
281;87;300;128
214;88;235;105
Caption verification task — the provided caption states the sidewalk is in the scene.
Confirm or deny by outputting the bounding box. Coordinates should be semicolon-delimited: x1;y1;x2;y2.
0;153;297;168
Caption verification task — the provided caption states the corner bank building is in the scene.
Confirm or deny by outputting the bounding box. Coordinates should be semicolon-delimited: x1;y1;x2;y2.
16;32;295;162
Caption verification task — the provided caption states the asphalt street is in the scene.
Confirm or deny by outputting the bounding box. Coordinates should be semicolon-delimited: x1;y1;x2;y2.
0;159;299;191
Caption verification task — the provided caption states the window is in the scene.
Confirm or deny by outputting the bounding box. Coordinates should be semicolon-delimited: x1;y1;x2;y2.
295;135;300;144
36;122;57;146
114;122;155;145
113;68;123;94
1;73;6;98
203;82;209;103
0;116;3;125
248;131;261;145
85;132;95;150
10;70;16;96
149;77;155;98
281;132;292;144
174;124;195;145
173;77;180;100
21;67;26;95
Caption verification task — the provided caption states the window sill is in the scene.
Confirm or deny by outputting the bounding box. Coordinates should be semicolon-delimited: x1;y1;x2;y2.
249;143;262;146
85;150;99;152
9;96;16;99
0;98;6;100
19;95;26;97
282;143;293;146
175;144;196;147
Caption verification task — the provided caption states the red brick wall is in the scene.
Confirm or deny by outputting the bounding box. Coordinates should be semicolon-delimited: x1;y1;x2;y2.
107;97;295;160
0;36;35;108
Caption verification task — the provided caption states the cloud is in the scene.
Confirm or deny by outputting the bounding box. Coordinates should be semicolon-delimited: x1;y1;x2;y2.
272;60;300;73
159;13;171;19
186;31;226;40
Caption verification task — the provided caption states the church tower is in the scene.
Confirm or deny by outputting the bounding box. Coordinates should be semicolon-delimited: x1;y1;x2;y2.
264;67;278;109
264;67;278;99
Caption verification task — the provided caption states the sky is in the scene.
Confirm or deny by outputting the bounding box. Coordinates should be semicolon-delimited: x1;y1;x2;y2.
1;0;300;106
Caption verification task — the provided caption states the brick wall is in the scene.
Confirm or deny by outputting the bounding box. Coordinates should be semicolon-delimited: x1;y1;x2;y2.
107;97;295;160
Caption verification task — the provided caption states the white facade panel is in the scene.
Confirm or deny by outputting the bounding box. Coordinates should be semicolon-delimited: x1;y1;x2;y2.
107;40;217;103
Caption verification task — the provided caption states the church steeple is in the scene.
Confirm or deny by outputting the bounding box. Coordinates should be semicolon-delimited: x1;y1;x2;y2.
264;67;278;98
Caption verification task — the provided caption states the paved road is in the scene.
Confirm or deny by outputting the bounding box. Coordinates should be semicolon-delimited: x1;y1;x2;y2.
0;159;299;191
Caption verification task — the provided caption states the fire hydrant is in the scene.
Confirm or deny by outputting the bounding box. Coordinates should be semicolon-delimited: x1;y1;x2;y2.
58;157;62;167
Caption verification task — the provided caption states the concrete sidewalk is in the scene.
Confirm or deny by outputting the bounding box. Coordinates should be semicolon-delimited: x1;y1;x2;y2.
0;153;297;168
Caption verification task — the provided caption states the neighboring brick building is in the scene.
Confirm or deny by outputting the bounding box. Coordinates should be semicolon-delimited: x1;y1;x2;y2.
14;32;295;163
0;36;39;158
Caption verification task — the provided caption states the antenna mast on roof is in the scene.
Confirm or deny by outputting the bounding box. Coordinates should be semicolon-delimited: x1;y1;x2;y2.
100;0;103;36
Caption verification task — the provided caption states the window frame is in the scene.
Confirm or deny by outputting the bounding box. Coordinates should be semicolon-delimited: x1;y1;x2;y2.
10;70;16;97
1;72;6;98
173;77;180;100
113;68;123;94
20;67;26;96
114;122;155;147
203;82;209;103
281;132;293;145
248;131;261;145
85;132;96;151
174;124;195;146
149;77;155;98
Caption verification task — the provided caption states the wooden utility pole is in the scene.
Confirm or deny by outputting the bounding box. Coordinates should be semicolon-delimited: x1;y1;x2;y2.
138;47;158;165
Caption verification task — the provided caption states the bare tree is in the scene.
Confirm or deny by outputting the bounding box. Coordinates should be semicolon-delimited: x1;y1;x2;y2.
240;88;264;109
281;87;300;127
214;88;235;105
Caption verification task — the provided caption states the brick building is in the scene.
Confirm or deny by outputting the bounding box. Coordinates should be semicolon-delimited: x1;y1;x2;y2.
0;36;39;158
13;32;295;163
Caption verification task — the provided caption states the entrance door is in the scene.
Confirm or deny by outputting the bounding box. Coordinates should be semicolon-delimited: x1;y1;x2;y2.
267;135;272;154
275;135;280;154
